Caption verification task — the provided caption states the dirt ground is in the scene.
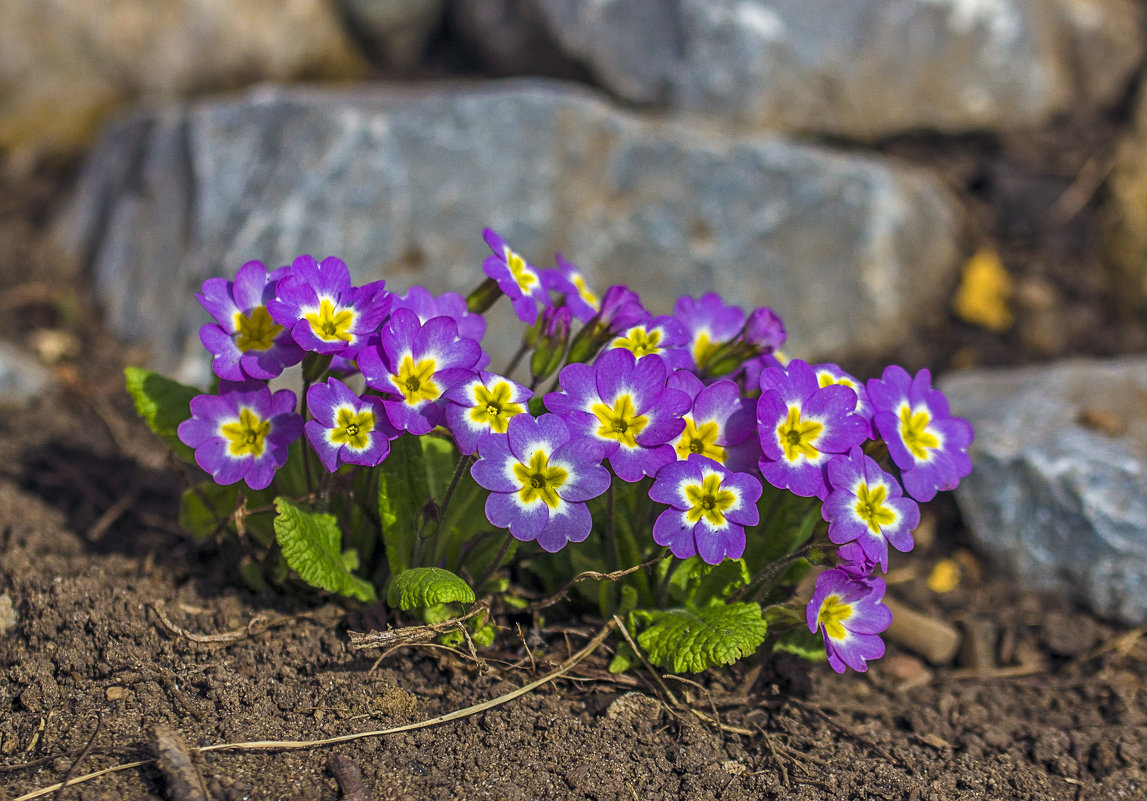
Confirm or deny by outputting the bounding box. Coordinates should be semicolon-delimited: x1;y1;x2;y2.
2;102;1147;800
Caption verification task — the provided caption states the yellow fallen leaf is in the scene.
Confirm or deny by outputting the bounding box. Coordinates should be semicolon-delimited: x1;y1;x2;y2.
927;559;962;594
953;249;1014;332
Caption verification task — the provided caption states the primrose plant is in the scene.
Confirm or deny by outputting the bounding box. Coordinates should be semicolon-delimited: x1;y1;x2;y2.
126;229;973;675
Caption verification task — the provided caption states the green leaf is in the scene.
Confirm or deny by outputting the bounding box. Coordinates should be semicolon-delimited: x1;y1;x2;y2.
772;627;827;663
387;567;475;611
178;483;237;539
637;602;767;673
123;366;200;462
273;497;376;602
668;557;750;606
377;435;430;575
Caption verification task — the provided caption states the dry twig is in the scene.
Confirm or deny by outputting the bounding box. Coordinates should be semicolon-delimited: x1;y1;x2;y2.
528;556;668;612
348;602;490;651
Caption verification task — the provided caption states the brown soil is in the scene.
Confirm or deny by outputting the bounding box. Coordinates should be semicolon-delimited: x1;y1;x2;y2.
3;106;1147;800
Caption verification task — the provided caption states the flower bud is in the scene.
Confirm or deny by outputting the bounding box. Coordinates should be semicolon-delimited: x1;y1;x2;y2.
530;306;572;381
465;277;503;314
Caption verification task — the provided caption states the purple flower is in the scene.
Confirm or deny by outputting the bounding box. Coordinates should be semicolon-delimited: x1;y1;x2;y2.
543;254;600;323
267;255;390;358
196;261;304;381
757;360;869;499
596;285;648;333
807;568;892;673
482;228;551;325
649;455;762;563
394;285;488;358
822;446;919;571
177;382;302;491
866;366;974;502
672;293;745;373
813;363;875;438
744;306;786;353
359;308;483;436
304;378;397;473
471;414;610;552
667;371;759;473
607;316;690;363
835;541;880;580
443;370;532;455
545;349;689;482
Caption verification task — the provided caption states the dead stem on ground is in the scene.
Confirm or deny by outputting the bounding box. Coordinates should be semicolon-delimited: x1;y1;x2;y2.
150;601;341;646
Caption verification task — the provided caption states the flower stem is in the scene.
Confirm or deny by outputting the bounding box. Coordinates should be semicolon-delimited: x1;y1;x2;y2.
425;453;475;563
473;531;514;595
504;339;530;378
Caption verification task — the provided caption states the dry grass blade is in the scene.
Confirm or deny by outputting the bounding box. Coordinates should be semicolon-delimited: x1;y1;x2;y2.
347;601;490;650
13;621;616;801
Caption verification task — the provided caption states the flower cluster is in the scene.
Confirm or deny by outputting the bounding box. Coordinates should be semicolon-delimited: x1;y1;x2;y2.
176;227;973;675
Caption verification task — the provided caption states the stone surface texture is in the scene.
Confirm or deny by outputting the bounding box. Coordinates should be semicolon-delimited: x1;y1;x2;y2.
941;357;1147;624
55;82;964;383
530;0;1144;139
0;0;367;160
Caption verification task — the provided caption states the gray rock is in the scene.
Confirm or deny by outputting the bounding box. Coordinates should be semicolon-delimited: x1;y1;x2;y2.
0;341;50;406
941;357;1147;624
55;81;963;383
532;0;1144;139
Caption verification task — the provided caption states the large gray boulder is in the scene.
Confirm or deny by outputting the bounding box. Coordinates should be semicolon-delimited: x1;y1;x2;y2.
525;0;1145;139
55;81;963;383
941;357;1147;624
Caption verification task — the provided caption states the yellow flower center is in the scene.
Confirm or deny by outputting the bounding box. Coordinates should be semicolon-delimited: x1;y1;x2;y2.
512;450;568;509
854;483;896;533
683;472;737;527
220;408;271;458
393;355;440;405
899;406;940;461
816;594;853;641
469;381;524;434
675;417;726;464
233;306;283;352
331;407;375;450
776;406;823;462
572;274;600;310
692;330;720;370
817;372;857;392
591;394;649;448
612;326;663;358
505;248;538;294
304;298;355;342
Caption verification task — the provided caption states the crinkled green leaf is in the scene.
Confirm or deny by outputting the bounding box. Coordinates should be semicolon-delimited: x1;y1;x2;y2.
377;435;430;576
124;366;199;462
387;567;475;611
273;497;376;602
773;627;827;663
637;602;767;673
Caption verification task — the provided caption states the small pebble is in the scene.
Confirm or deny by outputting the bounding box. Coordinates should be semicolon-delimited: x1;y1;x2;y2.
105;686;127;701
